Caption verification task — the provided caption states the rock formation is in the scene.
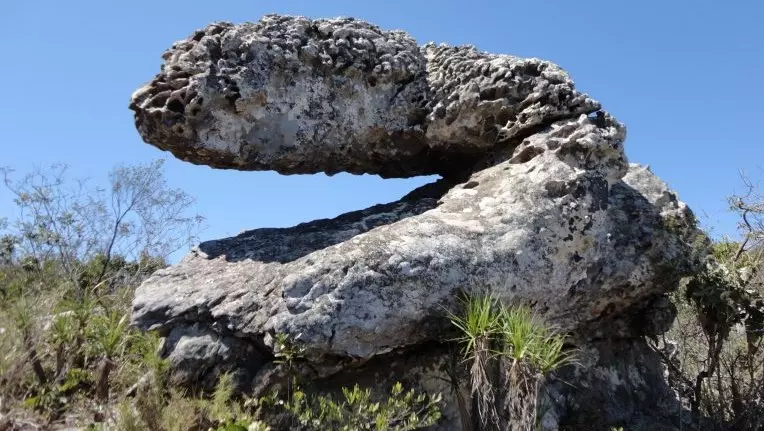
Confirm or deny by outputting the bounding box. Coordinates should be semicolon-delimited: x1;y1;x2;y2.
129;16;597;178
130;14;699;430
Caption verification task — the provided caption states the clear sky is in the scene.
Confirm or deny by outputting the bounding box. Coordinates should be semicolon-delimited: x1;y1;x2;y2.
1;1;762;260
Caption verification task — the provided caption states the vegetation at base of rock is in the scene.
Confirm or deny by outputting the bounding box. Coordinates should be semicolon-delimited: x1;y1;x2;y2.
112;371;273;431
0;162;443;430
260;381;442;431
0;160;199;428
263;334;442;430
448;295;574;431
2;161;764;430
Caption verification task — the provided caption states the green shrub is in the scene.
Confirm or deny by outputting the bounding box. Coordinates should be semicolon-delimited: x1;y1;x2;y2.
264;381;441;431
160;391;202;431
115;400;144;431
0;254;172;424
660;254;764;430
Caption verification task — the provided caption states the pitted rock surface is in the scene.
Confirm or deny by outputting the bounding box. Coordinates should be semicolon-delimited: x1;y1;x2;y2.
130;15;599;177
130;14;698;430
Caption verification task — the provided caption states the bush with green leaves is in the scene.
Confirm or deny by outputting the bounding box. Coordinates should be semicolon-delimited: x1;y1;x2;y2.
113;361;440;431
259;333;442;431
261;381;441;431
0;277;166;423
448;295;574;431
657;243;764;430
116;371;266;431
651;173;764;430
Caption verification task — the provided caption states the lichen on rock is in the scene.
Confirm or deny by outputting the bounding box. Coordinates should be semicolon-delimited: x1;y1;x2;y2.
130;14;599;178
129;14;699;430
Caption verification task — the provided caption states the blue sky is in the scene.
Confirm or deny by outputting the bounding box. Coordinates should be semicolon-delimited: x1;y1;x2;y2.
1;1;762;260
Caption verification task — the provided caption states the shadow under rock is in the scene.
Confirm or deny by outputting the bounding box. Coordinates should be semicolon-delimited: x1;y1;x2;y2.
197;177;454;264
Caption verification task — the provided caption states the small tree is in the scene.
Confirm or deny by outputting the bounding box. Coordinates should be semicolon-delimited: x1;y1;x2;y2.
655;172;764;430
497;307;569;430
1;160;203;296
0;160;204;422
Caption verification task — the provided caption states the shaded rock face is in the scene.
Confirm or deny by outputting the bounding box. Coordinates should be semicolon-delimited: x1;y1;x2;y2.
130;14;698;430
544;338;683;430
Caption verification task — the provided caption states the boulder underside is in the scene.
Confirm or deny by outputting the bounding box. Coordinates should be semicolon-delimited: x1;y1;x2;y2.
130;14;699;430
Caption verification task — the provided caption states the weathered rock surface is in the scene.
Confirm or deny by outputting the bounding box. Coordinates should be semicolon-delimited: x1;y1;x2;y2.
130;15;598;177
132;114;690;358
544;337;684;430
130;14;699;430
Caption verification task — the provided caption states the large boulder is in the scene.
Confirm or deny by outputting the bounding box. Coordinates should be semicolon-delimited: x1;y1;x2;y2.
129;15;598;177
130;14;699;430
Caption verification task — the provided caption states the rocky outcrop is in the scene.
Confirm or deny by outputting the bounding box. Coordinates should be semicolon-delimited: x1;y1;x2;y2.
130;14;699;430
129;15;598;178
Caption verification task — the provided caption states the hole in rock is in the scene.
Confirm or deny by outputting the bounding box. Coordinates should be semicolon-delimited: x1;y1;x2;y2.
166;99;185;113
510;145;544;164
168;164;446;264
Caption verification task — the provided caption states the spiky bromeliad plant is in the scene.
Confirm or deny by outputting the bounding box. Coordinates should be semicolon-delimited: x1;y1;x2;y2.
448;295;502;428
448;295;574;431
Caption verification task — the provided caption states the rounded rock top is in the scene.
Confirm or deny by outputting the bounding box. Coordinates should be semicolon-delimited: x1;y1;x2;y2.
130;14;600;178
